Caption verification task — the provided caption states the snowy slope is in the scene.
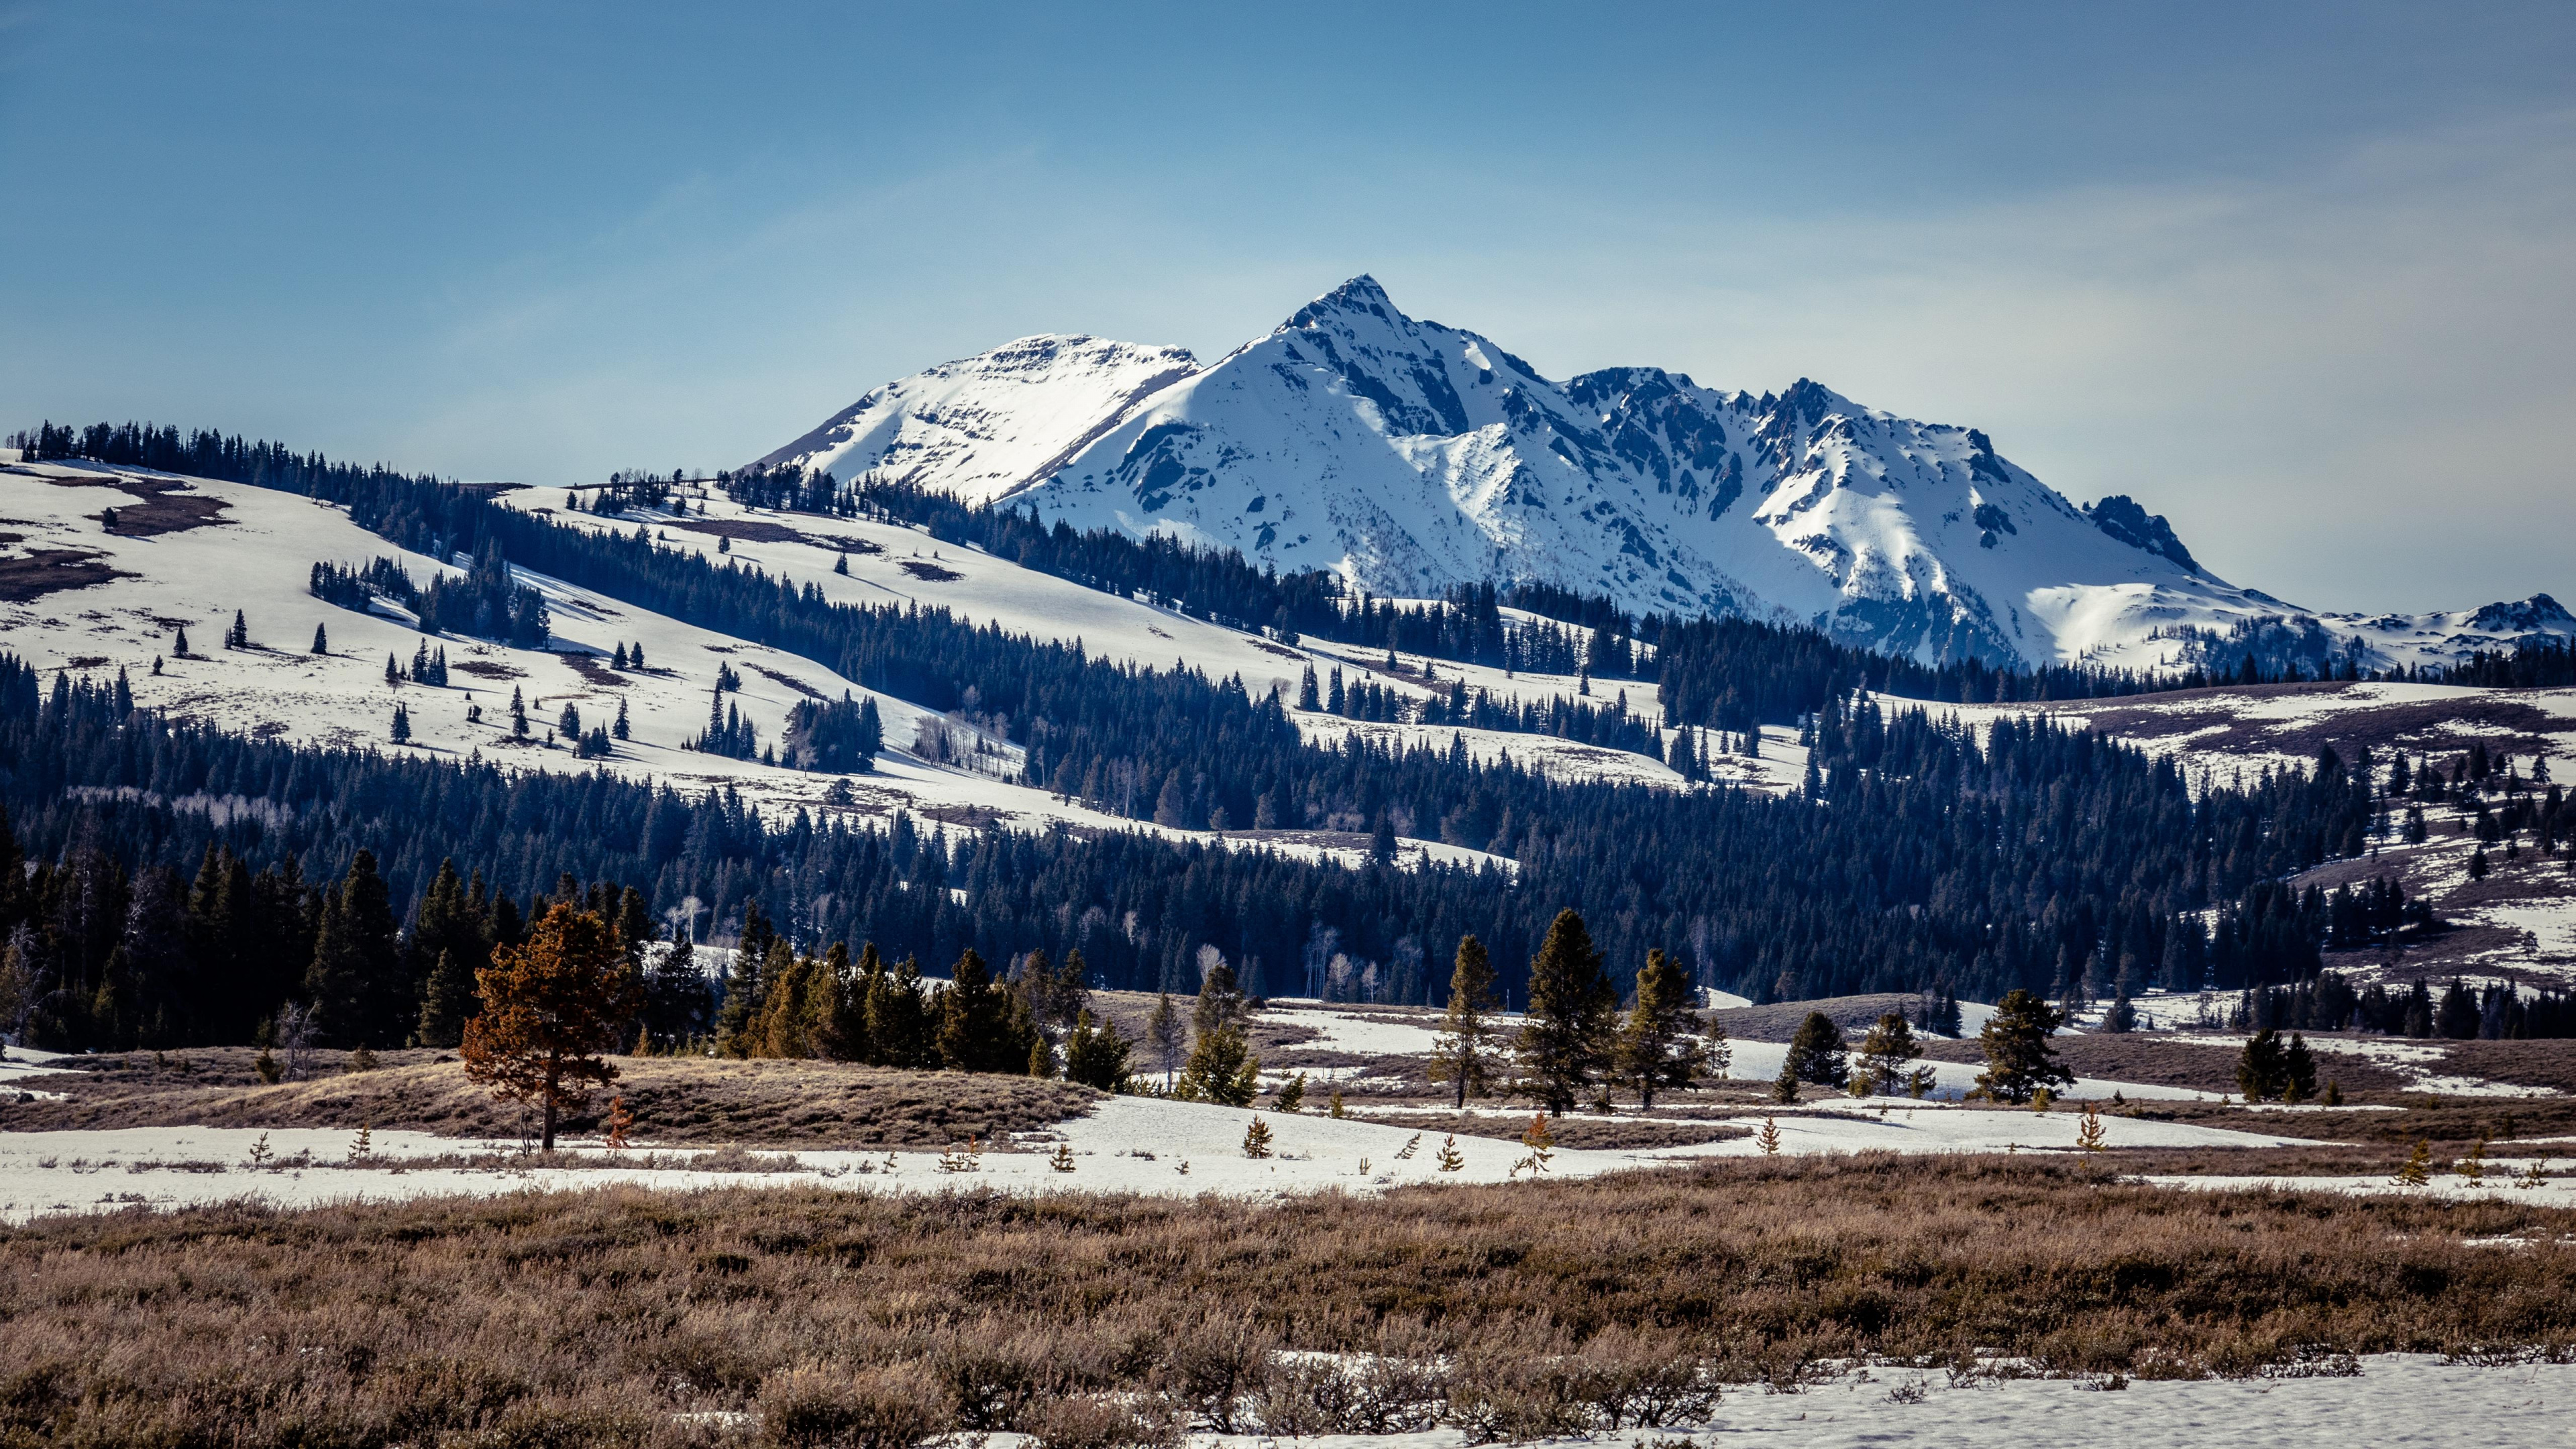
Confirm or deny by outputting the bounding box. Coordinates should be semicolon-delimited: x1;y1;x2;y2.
0;460;1651;870
763;277;2571;673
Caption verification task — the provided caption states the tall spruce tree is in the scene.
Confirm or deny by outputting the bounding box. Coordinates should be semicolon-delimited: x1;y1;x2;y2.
1975;989;2073;1104
1515;908;1617;1114
460;902;643;1152
937;947;1024;1073
303;850;400;1046
1782;1011;1849;1088
1427;934;1503;1108
1145;991;1187;1091
1613;947;1707;1108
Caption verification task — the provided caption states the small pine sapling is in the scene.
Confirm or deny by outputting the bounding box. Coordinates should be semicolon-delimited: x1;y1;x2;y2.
1242;1114;1274;1159
2393;1138;2432;1187
2520;1159;2548;1191
2457;1133;2489;1184
1275;1072;1306;1114
253;1048;282;1085
1755;1117;1783;1155
1512;1113;1555;1178
1434;1135;1465;1173
1395;1132;1422;1160
2076;1101;2108;1155
1328;1085;1347;1118
2323;1078;2343;1107
346;1045;378;1072
1049;1141;1077;1173
348;1116;373;1163
2030;1086;2055;1114
603;1095;635;1149
1845;1069;1874;1099
246;1133;273;1171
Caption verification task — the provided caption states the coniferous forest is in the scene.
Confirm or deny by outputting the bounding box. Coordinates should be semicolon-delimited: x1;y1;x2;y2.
3;421;2569;1054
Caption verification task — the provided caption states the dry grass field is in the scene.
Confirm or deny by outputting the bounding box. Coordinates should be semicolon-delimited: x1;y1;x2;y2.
1;1051;1098;1147
3;1155;2573;1446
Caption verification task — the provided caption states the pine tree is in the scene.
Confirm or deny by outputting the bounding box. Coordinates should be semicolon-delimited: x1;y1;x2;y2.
1515;908;1617;1114
460;902;644;1152
1756;1116;1782;1155
937;947;1026;1073
390;702;411;743
2283;1032;2318;1103
1614;947;1706;1108
1854;1012;1923;1095
613;696;629;740
2076;1100;2109;1153
416;948;476;1048
385;653;400;686
1511;1112;1555;1177
1049;1140;1076;1172
1974;989;2074;1104
1177;1021;1260;1106
1274;1071;1307;1113
1434;1135;1464;1172
1426;934;1503;1108
1063;1009;1134;1091
603;1095;635;1148
2236;1027;2291;1102
712;934;766;1058
1782;1011;1849;1088
1242;1114;1273;1159
311;623;328;655
304;850;401;1046
2393;1138;2432;1187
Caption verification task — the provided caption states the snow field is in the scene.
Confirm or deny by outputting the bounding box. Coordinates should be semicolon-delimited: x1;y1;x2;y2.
1178;1353;2576;1449
0;465;1510;872
0;1089;2321;1224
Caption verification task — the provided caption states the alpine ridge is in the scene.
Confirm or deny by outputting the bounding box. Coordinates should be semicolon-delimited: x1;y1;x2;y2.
763;276;2569;672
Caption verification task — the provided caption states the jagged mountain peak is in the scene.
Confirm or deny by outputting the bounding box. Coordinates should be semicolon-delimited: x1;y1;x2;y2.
760;279;2564;673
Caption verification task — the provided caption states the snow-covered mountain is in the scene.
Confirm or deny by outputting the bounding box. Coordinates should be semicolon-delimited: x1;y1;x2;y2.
763;277;2569;672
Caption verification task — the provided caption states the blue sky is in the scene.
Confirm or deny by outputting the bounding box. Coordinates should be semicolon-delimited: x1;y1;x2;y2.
3;2;2570;611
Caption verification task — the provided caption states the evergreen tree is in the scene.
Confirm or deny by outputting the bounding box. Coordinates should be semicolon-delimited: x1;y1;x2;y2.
415;949;474;1048
712;935;765;1058
1426;934;1503;1108
613;696;629;740
936;947;1026;1073
1782;1011;1849;1088
460;901;644;1151
2235;1026;2290;1102
1854;1012;1923;1095
303;849;400;1046
2284;1030;2318;1103
1145;990;1187;1091
866;951;937;1069
643;923;708;1048
1975;990;2073;1104
1177;1021;1260;1106
1515;908;1617;1114
1063;1008;1133;1091
1613;947;1706;1108
311;623;328;655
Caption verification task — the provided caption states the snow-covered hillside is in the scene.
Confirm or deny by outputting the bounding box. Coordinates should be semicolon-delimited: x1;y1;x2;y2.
762;276;2571;674
0;458;1716;868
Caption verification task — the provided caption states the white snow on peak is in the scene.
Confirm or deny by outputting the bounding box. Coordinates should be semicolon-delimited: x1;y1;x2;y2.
761;278;2573;674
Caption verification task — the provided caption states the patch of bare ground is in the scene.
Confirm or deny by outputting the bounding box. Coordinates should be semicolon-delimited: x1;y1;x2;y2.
1348;1110;1749;1149
557;651;628;688
1711;993;1925;1042
0;546;133;601
2053;683;2568;766
452;657;525;680
897;557;964;582
0;1051;1096;1146
668;517;880;552
750;663;822;698
5;1157;2576;1444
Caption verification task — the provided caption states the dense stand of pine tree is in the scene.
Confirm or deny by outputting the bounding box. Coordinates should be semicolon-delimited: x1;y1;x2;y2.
5;420;2570;1053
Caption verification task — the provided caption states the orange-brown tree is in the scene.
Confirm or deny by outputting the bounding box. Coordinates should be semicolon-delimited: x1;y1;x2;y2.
461;902;643;1151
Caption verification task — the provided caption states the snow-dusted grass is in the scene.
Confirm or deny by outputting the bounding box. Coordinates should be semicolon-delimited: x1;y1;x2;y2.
0;1089;2323;1223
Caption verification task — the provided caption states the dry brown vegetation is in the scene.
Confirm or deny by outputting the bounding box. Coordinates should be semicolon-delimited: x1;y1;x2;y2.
1;1051;1097;1148
1344;1110;1749;1150
3;1155;2573;1446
